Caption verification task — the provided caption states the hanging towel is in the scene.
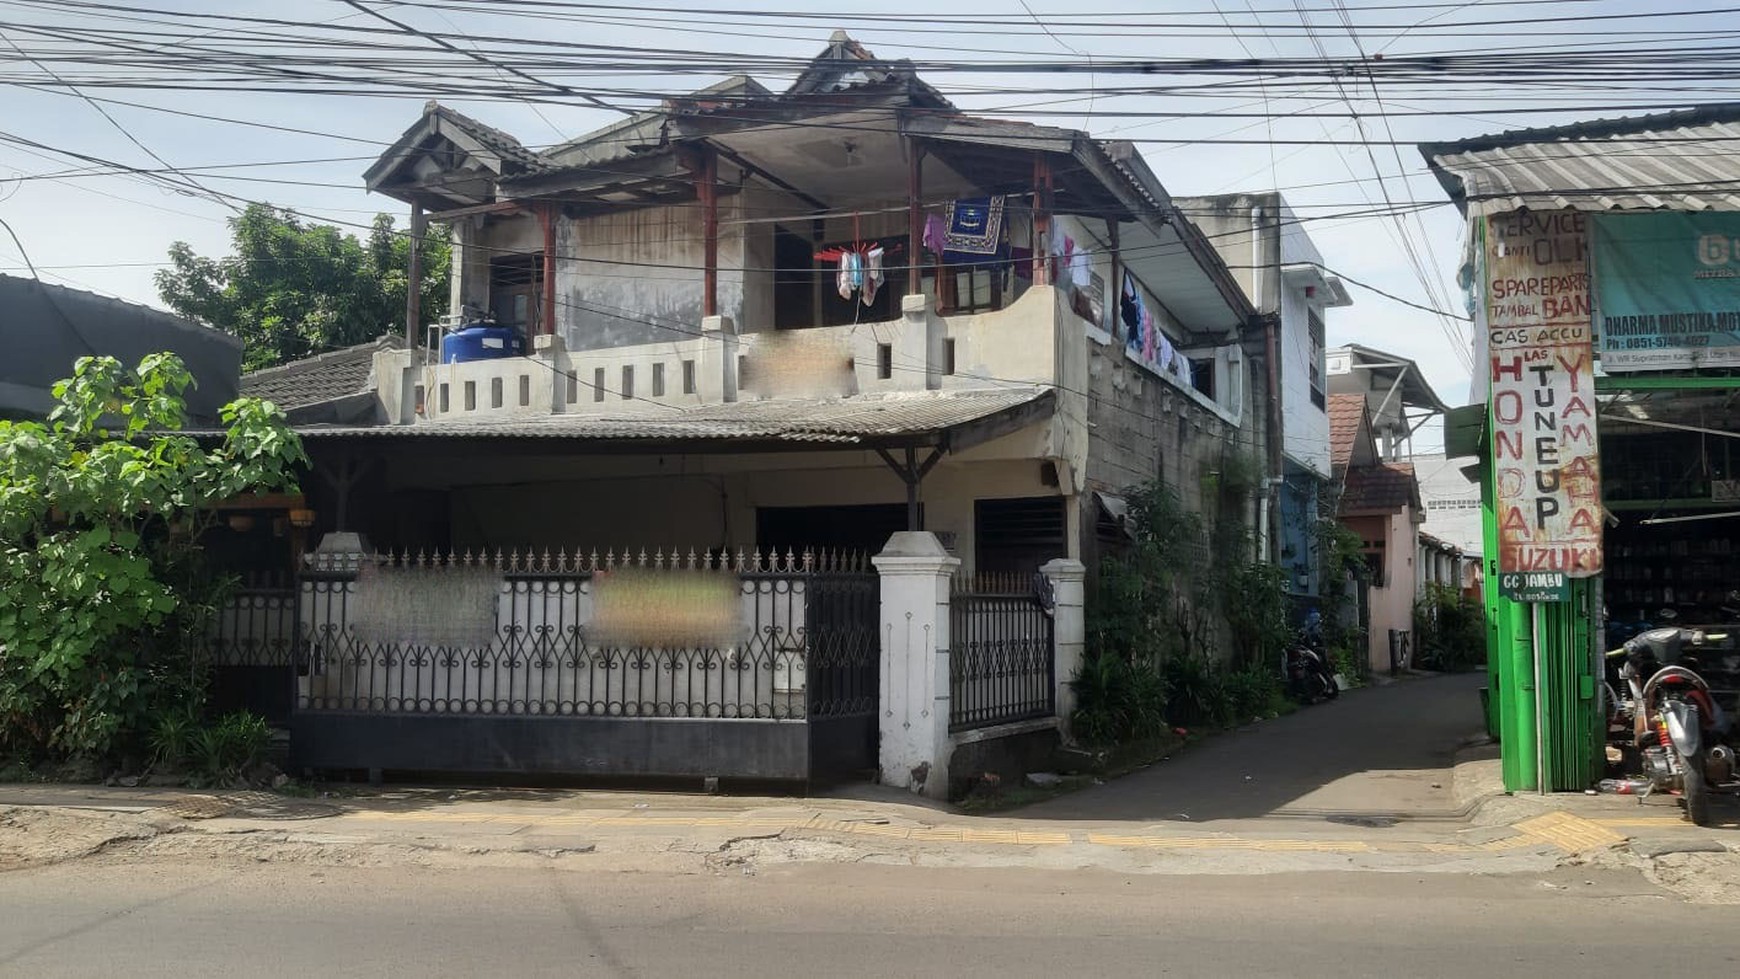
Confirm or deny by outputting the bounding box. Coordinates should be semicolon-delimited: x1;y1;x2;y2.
1149;314;1164;367
863;245;885;307
922;213;947;255
1070;249;1092;288
837;251;864;301
943;195;1006;264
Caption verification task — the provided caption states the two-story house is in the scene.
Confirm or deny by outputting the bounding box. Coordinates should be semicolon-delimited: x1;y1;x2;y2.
1172;194;1352;600
268;34;1262;583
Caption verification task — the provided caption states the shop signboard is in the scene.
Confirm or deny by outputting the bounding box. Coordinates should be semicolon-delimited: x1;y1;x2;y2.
1498;570;1569;604
1484;208;1603;578
1593;212;1740;371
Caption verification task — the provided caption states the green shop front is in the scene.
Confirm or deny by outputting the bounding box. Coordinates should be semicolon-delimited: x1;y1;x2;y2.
1453;207;1740;793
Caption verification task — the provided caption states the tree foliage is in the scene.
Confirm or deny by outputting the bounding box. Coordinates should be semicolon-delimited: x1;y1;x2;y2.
155;204;451;370
0;355;306;762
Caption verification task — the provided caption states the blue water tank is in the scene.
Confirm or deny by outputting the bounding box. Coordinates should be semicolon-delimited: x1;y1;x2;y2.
440;324;524;364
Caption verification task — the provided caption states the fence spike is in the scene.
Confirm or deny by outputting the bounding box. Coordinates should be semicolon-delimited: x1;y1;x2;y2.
494;547;504;571
636;547;648;568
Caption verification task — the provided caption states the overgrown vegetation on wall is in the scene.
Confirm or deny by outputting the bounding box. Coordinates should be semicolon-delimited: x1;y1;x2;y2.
0;355;305;780
1076;451;1311;744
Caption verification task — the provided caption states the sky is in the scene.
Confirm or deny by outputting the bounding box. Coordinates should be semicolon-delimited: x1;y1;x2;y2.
3;0;1737;450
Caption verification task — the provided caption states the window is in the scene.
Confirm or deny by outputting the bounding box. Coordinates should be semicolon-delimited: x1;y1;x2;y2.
652;362;666;397
519;374;531;407
1308;308;1327;410
593;367;605;403
490;376;503;409
565;372;578;404
620;365;634;400
975;497;1067;578
1189;357;1214;399
876;343;893;380
489;254;543;337
943;338;956;376
682;359;696;394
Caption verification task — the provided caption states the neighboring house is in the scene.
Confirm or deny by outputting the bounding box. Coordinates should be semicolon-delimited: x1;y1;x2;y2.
240;337;404;425
1330;393;1425;671
1413;452;1483;556
1174;193;1353;599
0;273;242;424
271;33;1262;578
1417;531;1477;599
1326;343;1447;462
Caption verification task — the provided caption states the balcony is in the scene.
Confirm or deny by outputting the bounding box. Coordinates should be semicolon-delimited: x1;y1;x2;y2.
382;285;1081;424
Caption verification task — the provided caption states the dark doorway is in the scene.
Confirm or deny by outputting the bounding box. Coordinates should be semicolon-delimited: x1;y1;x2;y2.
758;503;914;557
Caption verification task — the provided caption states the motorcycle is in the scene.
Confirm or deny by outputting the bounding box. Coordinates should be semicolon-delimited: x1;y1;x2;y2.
1608;627;1737;826
1284;611;1339;705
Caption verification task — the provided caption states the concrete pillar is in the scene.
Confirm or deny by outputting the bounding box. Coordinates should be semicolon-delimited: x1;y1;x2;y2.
895;292;943;391
702;314;737;402
872;531;961;799
1041;557;1086;742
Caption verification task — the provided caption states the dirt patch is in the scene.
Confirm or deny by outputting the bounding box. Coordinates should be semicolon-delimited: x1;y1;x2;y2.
100;831;597;871
0;806;163;870
1575;842;1740;905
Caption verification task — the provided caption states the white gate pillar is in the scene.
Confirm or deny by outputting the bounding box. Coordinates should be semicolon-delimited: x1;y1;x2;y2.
1041;558;1087;742
872;531;960;799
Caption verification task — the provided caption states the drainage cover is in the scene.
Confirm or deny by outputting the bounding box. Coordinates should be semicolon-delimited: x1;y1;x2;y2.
1325;815;1399;829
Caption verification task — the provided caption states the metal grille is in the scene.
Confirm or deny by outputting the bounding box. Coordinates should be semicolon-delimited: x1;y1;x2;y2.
201;588;297;666
292;548;872;722
949;581;1055;732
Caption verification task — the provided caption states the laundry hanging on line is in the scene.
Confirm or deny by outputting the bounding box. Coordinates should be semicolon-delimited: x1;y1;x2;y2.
941;195;1008;266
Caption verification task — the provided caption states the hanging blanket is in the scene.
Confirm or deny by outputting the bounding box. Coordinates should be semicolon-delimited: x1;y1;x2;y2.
942;195;1007;265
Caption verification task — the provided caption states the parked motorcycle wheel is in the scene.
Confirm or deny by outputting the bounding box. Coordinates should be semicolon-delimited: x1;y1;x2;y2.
1320;673;1340;701
1679;747;1711;827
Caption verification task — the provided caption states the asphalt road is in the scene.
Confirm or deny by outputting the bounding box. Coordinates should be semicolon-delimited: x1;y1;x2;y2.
1021;672;1488;827
3;854;1736;978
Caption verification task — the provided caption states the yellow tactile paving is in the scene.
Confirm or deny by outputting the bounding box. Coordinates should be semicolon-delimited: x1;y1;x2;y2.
1512;811;1627;853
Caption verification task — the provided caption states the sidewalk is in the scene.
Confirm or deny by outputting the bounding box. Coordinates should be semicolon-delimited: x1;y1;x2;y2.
6;775;1721;879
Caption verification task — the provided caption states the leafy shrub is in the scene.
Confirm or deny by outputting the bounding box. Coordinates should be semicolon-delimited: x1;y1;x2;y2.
0;355;304;766
1070;654;1169;746
148;707;200;769
188;711;270;780
1223;666;1283;721
1414;583;1486;672
1159;655;1229;728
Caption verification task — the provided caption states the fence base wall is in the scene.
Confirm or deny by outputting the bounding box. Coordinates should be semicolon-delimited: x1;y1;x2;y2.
289;714;809;780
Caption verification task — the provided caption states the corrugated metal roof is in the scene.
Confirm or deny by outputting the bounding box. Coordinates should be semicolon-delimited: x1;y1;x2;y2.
1422;106;1740;216
295;387;1052;445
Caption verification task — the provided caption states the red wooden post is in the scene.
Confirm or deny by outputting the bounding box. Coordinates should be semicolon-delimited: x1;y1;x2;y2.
907;139;924;297
1032;154;1052;286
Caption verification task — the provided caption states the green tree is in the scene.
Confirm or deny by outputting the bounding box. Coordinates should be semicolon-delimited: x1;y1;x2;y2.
0;354;306;763
155;204;451;370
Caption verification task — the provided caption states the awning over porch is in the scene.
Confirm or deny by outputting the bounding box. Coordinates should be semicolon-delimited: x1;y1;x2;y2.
294;386;1055;455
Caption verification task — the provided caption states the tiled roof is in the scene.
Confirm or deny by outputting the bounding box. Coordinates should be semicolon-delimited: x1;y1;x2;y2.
1340;462;1420;514
1328;393;1367;467
241;337;400;411
427;102;551;174
295;387;1053;446
1422;104;1740;216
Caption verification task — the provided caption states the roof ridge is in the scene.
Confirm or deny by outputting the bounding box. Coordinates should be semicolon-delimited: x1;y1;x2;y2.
242;335;400;379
